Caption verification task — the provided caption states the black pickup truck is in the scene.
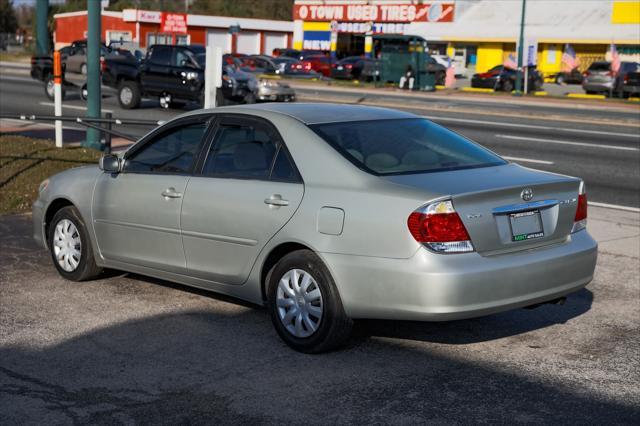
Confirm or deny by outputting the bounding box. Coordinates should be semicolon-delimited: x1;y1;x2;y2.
102;44;259;109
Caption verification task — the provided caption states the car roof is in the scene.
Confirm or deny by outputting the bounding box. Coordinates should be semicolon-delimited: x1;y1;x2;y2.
190;103;417;125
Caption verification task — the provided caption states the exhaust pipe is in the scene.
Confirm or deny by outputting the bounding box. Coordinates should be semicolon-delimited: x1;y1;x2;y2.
524;296;566;310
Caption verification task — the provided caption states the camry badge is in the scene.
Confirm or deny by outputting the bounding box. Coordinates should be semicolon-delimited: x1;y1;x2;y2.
521;188;534;201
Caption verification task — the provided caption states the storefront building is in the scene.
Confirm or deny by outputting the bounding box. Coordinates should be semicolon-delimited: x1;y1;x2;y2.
53;9;293;56
293;0;640;75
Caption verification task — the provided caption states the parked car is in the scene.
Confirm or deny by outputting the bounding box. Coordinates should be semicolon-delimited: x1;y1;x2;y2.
272;48;300;59
256;79;296;102
272;57;319;78
301;55;332;77
554;68;584;85
331;56;380;81
471;65;543;92
62;40;111;75
622;71;640;97
102;44;259;109
34;103;597;353
299;50;327;61
240;55;278;74
582;61;640;97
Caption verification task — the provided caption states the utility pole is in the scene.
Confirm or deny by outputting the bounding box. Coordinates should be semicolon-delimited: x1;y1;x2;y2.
85;0;102;150
515;0;527;96
35;0;49;55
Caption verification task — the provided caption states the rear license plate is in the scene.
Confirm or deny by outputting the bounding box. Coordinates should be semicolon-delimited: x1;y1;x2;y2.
510;210;544;242
337;66;343;70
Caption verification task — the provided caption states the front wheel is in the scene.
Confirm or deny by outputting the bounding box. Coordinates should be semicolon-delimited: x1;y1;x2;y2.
267;250;353;353
243;92;257;104
501;80;514;92
48;206;102;281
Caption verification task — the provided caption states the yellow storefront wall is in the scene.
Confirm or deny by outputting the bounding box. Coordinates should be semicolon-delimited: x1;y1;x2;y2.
612;1;640;24
476;43;504;73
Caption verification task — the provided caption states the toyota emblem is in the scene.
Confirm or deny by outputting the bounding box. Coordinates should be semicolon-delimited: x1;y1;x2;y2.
521;188;534;201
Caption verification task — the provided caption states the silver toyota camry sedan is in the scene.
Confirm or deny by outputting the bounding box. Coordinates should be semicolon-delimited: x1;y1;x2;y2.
33;103;597;353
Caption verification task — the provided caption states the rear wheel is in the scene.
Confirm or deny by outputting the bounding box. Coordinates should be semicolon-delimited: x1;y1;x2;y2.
244;92;257;104
117;80;141;109
556;74;565;84
48;206;102;281
267;250;353;353
44;76;65;101
501;80;514;92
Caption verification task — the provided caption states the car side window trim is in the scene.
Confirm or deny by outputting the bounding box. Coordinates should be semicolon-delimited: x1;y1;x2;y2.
196;114;303;184
121;114;216;176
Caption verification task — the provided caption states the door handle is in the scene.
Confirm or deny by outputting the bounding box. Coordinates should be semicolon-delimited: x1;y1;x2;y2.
161;187;182;199
264;194;289;207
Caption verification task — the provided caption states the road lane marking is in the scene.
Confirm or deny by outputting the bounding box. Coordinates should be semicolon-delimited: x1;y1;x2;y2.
501;156;554;165
588;202;640;213
423;115;640;139
39;102;113;113
495;134;639;151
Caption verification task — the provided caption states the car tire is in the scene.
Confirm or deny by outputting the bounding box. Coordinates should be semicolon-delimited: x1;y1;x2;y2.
48;206;102;282
556;74;565;85
502;80;514;92
44;76;65;101
243;92;257;104
267;250;353;353
117;80;141;109
80;63;87;75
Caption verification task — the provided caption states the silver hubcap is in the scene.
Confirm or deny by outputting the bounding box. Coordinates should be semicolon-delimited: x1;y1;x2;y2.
276;269;323;338
46;81;54;97
120;87;132;104
53;219;81;272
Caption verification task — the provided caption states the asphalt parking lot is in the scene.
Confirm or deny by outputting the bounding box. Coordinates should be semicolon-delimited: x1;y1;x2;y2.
1;206;638;424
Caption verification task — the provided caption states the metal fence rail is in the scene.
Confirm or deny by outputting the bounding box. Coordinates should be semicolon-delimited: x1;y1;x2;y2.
0;113;164;153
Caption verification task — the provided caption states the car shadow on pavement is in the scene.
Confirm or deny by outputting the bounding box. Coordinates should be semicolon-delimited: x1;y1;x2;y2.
2;214;635;423
1;302;636;424
352;288;593;345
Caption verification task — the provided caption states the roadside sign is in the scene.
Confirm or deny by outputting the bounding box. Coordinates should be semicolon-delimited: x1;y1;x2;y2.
525;38;538;66
160;13;187;34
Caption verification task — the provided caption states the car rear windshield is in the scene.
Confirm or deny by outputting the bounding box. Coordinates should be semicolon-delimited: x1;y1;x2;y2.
589;62;610;71
310;118;506;175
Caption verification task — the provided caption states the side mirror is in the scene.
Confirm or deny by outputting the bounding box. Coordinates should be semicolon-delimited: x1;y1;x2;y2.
99;154;121;173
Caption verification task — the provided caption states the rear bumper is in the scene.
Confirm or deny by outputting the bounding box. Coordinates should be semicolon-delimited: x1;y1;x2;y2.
471;78;498;88
322;230;597;321
582;81;613;92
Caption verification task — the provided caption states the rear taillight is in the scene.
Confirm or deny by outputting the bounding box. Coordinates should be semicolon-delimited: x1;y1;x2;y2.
346;64;353;69
100;57;106;73
303;62;311;71
408;199;474;253
572;181;587;233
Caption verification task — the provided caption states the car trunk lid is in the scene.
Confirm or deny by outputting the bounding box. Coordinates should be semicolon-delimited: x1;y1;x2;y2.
383;164;581;256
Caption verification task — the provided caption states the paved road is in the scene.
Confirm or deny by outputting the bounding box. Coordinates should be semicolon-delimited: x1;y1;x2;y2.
1;207;639;424
2;74;639;207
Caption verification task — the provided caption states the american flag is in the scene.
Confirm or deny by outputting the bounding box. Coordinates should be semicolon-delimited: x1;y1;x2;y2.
503;53;517;70
561;44;580;72
610;43;621;75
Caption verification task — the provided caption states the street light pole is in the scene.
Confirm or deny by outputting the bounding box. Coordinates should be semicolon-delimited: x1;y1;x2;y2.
85;0;102;150
515;0;527;95
35;0;49;55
